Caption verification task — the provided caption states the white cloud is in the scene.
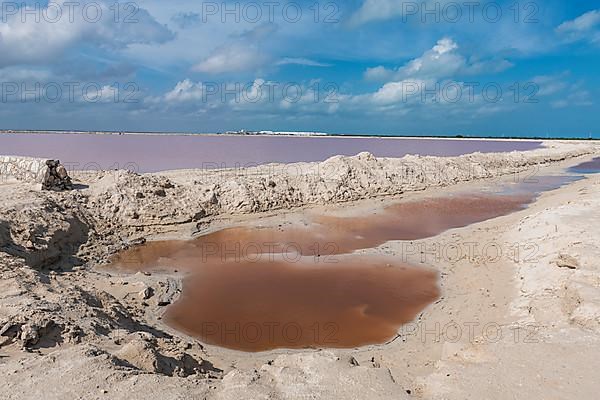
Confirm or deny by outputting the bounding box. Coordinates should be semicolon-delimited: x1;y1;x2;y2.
276;58;332;67
338;78;510;120
193;43;267;74
190;24;331;75
532;74;570;97
364;38;512;82
549;81;593;109
191;23;277;74
398;38;460;78
171;12;201;29
164;79;205;103
364;66;393;81
349;38;521;117
0;67;51;82
556;10;600;44
0;34;529;126
348;0;453;26
348;0;404;26
551;90;593;108
0;0;174;68
151;77;343;119
371;79;428;105
531;73;593;108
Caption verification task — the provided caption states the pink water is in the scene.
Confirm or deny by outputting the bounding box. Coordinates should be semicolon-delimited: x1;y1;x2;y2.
0;133;541;173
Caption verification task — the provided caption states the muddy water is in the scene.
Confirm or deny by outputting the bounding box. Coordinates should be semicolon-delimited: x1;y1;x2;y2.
110;190;546;352
166;258;440;352
110;170;587;351
114;194;533;271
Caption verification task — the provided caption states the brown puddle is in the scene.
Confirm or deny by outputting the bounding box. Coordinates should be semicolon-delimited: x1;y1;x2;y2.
114;193;533;270
165;257;439;352
110;191;543;352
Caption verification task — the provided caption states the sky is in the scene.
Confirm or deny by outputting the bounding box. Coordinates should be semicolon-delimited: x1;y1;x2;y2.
0;0;599;137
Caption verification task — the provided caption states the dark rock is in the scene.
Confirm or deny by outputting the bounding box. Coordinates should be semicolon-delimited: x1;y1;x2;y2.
139;287;154;300
42;160;73;191
129;237;147;246
192;209;207;221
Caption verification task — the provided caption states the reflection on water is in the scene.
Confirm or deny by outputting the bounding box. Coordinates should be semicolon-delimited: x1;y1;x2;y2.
568;157;600;174
109;170;586;351
114;194;533;272
110;191;542;351
493;174;584;196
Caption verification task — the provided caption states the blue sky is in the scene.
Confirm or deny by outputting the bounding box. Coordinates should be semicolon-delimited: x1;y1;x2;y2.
0;0;599;137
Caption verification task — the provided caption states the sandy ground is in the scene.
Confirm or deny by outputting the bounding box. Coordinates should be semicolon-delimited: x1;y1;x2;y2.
1;140;600;399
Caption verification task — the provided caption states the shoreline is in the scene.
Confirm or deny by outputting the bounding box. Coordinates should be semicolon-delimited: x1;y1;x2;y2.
1;143;600;398
0;129;595;142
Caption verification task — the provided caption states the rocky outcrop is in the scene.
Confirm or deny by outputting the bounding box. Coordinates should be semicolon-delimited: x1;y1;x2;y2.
0;197;90;269
42;160;73;191
114;332;217;377
0;156;73;191
0;155;47;183
0;313;74;349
